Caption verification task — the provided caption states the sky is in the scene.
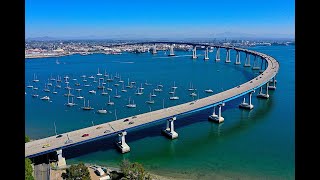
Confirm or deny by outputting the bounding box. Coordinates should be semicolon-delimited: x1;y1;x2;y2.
25;0;295;39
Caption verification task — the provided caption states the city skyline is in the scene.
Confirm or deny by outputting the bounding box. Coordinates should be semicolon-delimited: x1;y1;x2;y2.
26;0;295;39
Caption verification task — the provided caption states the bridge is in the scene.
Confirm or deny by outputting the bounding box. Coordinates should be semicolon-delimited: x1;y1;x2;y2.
25;42;279;168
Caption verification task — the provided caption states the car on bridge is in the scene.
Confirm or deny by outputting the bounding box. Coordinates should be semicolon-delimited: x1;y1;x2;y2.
129;122;134;125
123;119;129;122
82;133;89;137
42;143;50;148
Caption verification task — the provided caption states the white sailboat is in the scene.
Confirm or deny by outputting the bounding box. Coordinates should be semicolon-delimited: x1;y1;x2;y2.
188;82;195;91
76;89;84;99
118;76;124;83
43;83;50;92
126;78;132;88
144;80;152;86
31;88;39;98
40;96;50;100
50;74;56;81
121;83;127;92
190;91;197;97
66;96;76;106
47;79;53;86
169;88;179;100
97;68;102;76
139;83;144;90
172;81;177;89
135;87;143;95
32;73;39;82
26;81;33;88
146;93;155;104
93;77;97;83
104;69;108;77
52;86;58;94
107;95;114;105
97;107;107;114
205;89;214;93
81;98;94;110
114;89;121;98
126;97;136;108
151;89;157;97
97;79;104;89
89;89;96;94
101;86;108;95
88;75;95;79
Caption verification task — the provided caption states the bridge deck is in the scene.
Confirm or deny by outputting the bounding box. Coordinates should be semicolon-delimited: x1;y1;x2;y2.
25;46;279;158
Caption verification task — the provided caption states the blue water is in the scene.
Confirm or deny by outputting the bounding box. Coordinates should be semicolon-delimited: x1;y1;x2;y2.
25;45;294;179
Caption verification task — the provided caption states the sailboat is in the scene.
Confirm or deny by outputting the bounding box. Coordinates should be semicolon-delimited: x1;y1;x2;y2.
135;87;143;95
118;76;124;83
121;83;127;92
43;83;50;92
32;73;39;82
26;81;33;88
64;89;74;96
33;85;38;90
151;89;157;97
76;89;84;99
40;96;50;100
114;89;121;98
106;82;112;91
205;89;213;93
89;89;96;94
146;93;155;104
50;74;56;81
97;68;102;76
126;97;136;108
172;81;177;89
107;95;114;105
139;83;144;90
97;79;104;89
104;69;108;77
144;80;152;86
52;86;58;94
93;77;97;83
88;75;95;79
31;88;39;98
83;76;87;82
97;107;107;114
47;79;53;86
101;86;108;95
66;96;76;106
169;88;179;100
75;80;80;86
188;82;195;91
190;91;197;97
125;78;132;88
81;98;94;110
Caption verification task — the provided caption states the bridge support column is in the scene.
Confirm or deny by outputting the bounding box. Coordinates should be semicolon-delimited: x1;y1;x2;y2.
257;83;270;99
235;51;241;65
244;53;251;67
225;48;231;63
116;131;130;153
204;47;209;60
259;59;264;73
208;103;224;123
239;91;254;109
152;44;157;54
252;55;260;70
192;46;198;59
168;44;175;56
215;47;220;61
162;117;178;139
268;76;277;90
56;149;66;168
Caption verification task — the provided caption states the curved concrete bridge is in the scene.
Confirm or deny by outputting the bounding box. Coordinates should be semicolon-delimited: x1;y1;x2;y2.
25;42;279;168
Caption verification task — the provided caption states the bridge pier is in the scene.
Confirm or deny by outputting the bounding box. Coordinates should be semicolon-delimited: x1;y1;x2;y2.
259;59;265;73
244;53;251;67
239;91;254;109
257;83;270;99
252;55;260;70
268;77;277;90
162;117;178;139
168;44;175;56
56;149;67;168
235;50;241;65
192;46;198;59
116;131;130;153
215;47;220;61
225;48;231;63
152;44;157;54
204;47;209;60
208;103;224;123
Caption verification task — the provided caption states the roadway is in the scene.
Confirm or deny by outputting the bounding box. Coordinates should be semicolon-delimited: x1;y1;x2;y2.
25;45;279;158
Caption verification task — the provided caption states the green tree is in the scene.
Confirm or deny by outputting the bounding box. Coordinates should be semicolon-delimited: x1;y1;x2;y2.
25;158;34;180
61;162;91;180
119;159;151;180
25;135;30;143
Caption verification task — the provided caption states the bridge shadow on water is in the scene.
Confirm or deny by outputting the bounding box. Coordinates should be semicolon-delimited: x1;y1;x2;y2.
60;94;273;160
